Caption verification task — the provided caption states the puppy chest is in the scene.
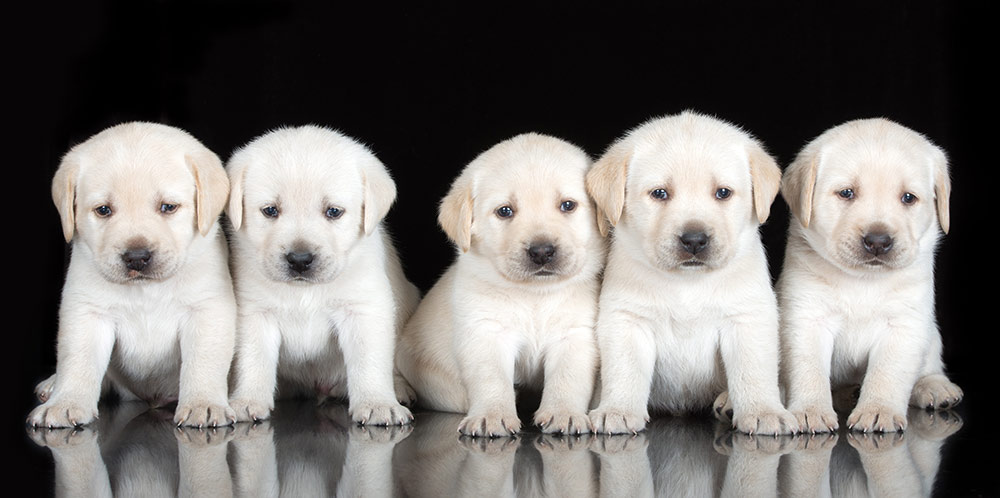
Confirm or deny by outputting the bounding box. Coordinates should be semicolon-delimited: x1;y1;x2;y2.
275;311;340;360
649;322;724;407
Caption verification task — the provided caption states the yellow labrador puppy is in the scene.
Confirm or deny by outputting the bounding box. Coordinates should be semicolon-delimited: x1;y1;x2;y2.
779;118;962;433
396;133;606;437
28;122;236;428
226;126;419;426
587;111;796;435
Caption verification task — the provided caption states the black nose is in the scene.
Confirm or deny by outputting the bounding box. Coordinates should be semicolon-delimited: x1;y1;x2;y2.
122;249;152;271
285;252;314;273
527;243;556;266
862;233;894;256
679;231;710;255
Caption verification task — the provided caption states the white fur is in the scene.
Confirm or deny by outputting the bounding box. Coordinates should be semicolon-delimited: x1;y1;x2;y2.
28;122;236;429
395;133;606;436
779;118;962;434
226;125;419;426
586;111;796;435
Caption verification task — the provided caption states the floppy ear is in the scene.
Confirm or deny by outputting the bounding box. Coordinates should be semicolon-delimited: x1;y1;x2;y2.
51;155;80;243
930;145;951;234
224;157;247;231
747;142;782;224
186;148;230;236
438;169;474;253
586;139;631;237
781;150;818;228
361;155;397;236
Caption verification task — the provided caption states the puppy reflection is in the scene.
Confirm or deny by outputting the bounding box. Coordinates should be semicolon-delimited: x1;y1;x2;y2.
27;401;233;497
593;416;792;497
229;400;410;497
394;412;598;497
778;408;963;496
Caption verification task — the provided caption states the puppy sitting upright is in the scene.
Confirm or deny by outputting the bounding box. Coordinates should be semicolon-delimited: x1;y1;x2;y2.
396;133;606;437
586;111;797;435
28;122;236;428
779;118;962;433
226;126;419;426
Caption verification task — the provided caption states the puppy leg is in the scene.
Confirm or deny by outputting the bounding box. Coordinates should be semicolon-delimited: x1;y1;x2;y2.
229;313;281;422
28;313;115;428
176;304;237;428
847;322;926;433
720;318;797;435
455;324;521;437
534;327;597;435
588;313;656;435
338;311;413;426
783;316;839;434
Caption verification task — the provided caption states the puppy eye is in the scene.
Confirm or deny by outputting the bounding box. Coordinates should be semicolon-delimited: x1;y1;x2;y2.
95;205;113;217
160;203;178;214
325;206;344;219
715;188;732;200
837;189;855;200
496;205;515;219
560;200;577;212
650;188;669;200
261;206;280;218
901;192;918;205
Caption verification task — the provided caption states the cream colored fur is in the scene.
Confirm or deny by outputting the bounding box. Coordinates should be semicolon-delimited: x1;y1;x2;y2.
225;125;419;426
395;133;606;436
587;111;796;435
28;122;236;428
779;118;962;433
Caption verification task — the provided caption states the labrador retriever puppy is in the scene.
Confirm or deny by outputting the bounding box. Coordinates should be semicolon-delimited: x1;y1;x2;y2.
28;122;236;428
586;111;797;435
226;125;419;426
779;118;962;433
395;133;606;437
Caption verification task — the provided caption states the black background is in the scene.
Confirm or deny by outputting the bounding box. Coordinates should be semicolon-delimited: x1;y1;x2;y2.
9;1;995;493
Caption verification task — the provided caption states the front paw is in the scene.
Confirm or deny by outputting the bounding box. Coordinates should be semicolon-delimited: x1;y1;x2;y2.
27;399;97;429
790;404;839;434
846;430;905;452
732;406;798;435
458;408;521;437
533;406;592;435
230;398;274;423
588;406;648;435
350;400;413;426
910;375;964;410
175;400;236;428
847;403;907;433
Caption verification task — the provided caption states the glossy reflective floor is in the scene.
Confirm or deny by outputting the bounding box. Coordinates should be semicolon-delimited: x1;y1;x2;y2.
21;398;983;497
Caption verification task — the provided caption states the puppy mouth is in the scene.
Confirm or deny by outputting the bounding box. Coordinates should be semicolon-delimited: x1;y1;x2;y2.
680;260;706;268
533;269;556;277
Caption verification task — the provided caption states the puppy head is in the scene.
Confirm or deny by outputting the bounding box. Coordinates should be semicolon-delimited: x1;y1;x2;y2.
52;122;228;283
439;133;603;284
782;118;949;272
226;125;396;284
587;111;780;272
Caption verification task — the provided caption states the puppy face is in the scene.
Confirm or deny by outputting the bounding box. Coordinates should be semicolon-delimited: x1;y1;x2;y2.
52;122;229;283
439;133;602;284
226;126;396;284
587;111;781;273
782;118;950;273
